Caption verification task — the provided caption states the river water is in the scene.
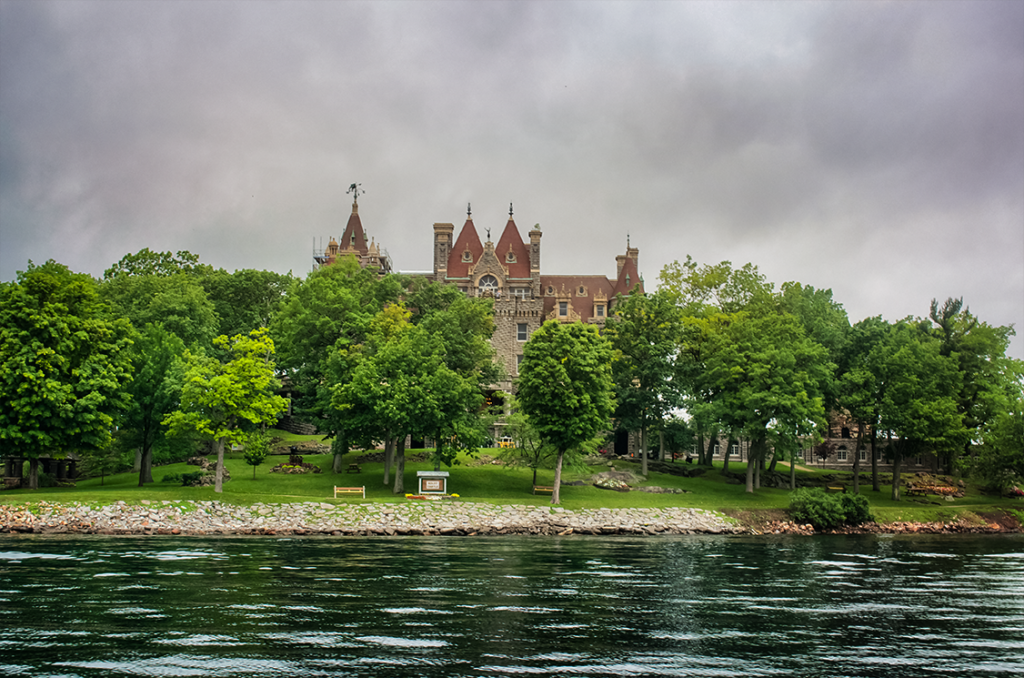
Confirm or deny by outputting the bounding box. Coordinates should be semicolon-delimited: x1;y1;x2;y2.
1;534;1021;677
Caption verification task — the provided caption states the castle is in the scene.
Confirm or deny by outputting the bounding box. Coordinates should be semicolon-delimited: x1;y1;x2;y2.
316;199;643;394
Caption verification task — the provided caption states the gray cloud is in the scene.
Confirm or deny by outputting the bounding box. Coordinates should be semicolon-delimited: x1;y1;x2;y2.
1;0;1021;356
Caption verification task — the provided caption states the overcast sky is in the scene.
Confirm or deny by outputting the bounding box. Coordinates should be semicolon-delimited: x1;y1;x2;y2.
2;0;1022;357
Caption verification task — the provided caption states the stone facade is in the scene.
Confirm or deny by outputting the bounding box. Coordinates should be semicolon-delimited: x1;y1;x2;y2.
430;205;643;393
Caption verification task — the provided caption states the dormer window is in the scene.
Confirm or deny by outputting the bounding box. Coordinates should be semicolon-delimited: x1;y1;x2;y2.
578;286;586;296
462;250;472;262
546;286;554;296
506;251;516;263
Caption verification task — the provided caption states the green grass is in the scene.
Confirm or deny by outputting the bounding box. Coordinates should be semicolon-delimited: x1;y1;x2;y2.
4;434;1022;528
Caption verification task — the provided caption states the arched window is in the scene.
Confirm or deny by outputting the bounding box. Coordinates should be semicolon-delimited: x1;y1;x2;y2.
478;275;499;294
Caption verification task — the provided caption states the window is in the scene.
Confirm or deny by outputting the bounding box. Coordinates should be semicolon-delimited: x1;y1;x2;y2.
506;251;516;263
841;427;851;439
513;287;528;299
558;301;568;316
858;448;867;461
478;275;499;294
517;323;528;341
731;443;738;456
713;443;720;456
546;286;554;295
516;354;523;373
462;250;472;262
595;304;605;317
578;286;586;296
837;446;848;461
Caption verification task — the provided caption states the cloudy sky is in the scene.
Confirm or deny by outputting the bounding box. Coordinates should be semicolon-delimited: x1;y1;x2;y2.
2;0;1022;357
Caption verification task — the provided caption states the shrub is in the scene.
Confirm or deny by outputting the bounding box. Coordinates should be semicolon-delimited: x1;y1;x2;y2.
180;471;207;486
161;473;183;484
789;487;872;529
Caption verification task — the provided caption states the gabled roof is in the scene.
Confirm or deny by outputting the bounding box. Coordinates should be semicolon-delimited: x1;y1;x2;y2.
539;275;616;320
446;218;484;279
613;253;643;297
339;202;368;255
494;218;532;279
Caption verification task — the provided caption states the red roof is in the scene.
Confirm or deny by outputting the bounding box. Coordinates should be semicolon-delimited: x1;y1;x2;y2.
339;203;368;255
494;218;532;279
539;275;617;320
613;254;643;297
446;218;483;279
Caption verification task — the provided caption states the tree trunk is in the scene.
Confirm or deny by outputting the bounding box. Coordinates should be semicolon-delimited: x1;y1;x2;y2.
745;448;755;493
332;435;348;474
28;458;39;490
754;453;761;490
891;444;903;501
659;429;665;462
853;421;864;495
552;450;564;505
139;444;153;486
789;446;797;490
640;425;648;476
383;438;393;485
871;428;880;492
133;448;142;473
768;450;778;473
721;437;733;474
213;437;226;493
392;436;406;494
705;429;718;467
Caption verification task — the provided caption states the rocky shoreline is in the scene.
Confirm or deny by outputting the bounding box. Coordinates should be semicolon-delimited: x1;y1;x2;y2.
1;500;740;536
1;501;1019;537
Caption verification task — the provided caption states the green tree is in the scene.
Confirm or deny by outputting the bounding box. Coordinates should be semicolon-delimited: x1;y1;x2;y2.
242;430;272;479
120;323;187;486
271;257;405;471
0;261;134;489
972;359;1024;492
332;304;476;494
699;305;831;493
869;320;966;500
605;288;683;476
202;268;293;338
517;320;615;504
498;396;558;486
928;297;1015;473
101;272;219;349
837;316;890;493
103;248;209;279
163;328;288;493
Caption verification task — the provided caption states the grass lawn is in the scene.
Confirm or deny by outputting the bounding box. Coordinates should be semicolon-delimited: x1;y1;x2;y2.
2;430;1021;528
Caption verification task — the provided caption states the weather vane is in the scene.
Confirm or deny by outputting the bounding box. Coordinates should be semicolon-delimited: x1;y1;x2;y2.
486;226;491;240
467;202;472;217
347;183;363;201
509;202;514;218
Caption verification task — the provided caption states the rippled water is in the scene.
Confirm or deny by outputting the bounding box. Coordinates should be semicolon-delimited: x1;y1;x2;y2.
1;534;1022;676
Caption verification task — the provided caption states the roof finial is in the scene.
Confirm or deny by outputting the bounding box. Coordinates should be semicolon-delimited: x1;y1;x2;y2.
627;233;630;248
486;226;491;241
467;202;472;218
347;182;363;203
509;202;514;218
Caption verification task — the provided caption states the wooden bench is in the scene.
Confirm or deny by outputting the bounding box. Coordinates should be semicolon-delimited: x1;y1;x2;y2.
826;485;846;493
533;485;554;495
334;486;365;499
346;464;361;474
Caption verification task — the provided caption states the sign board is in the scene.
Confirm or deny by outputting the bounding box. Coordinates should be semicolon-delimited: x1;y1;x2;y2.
416;470;450;494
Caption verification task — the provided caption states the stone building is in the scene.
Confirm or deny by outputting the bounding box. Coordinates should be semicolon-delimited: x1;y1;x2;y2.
430;204;643;394
313;197;392;273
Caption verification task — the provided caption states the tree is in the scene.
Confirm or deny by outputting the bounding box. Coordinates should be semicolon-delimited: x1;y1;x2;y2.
836;316;890;493
605;289;683;476
698;305;831;493
498;396;559;486
972;359;1024;492
332;304;476;494
271;257;405;471
0;261;134;489
163;328;288;493
242;430;272;479
101;272;219;349
869;320;966;500
516;321;615;504
120;323;187;486
201;268;293;338
103;248;209;279
928;297;1015;473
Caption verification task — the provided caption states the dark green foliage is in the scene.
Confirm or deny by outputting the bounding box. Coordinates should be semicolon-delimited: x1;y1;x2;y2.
180;471;207;486
789;487;873;529
161;473;183;484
